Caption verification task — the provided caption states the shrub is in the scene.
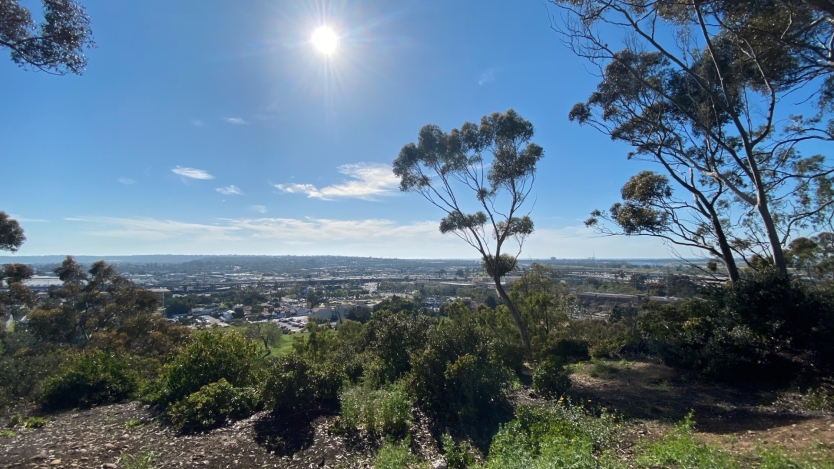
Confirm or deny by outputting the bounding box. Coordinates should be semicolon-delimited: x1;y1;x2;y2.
482;403;617;469
261;353;343;415
23;416;49;429
167;379;260;433
532;357;571;399
634;414;737;469
0;350;65;408
38;351;139;411
440;432;475;469
409;318;511;424
338;381;411;436
149;330;259;408
362;311;432;383
374;438;424;469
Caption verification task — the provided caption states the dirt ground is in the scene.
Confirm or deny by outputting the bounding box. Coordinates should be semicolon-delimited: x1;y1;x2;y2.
1;359;832;468
566;359;834;459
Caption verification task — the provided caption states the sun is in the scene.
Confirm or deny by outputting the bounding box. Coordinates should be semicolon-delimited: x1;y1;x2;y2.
311;26;338;54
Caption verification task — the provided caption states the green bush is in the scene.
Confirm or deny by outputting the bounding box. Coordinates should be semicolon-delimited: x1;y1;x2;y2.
0;350;65;409
149;330;259;408
38;351;139;411
409;318;511;424
482;403;617;469
440;432;475;469
532;357;571;399
338;381;411;436
261;353;343;415
374;437;424;469
167;378;260;433
363;311;432;384
640;270;834;381
634;414;737;469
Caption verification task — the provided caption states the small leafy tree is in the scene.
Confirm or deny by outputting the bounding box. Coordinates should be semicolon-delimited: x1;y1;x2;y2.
393;109;545;352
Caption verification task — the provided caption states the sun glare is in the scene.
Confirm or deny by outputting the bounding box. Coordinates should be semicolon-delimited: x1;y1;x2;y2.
312;26;338;54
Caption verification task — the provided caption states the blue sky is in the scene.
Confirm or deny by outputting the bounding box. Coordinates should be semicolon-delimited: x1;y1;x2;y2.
1;0;670;259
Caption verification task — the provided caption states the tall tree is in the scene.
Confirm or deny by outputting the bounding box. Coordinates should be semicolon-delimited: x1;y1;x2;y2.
554;0;834;275
393;109;544;352
1;0;94;74
586;171;741;281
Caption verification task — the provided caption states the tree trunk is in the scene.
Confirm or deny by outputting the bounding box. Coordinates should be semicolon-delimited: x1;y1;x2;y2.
708;212;740;282
756;198;789;275
493;277;532;354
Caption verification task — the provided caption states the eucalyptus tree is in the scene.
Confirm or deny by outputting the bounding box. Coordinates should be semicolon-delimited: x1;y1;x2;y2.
1;0;94;74
586;170;742;281
553;0;834;275
393;109;544;352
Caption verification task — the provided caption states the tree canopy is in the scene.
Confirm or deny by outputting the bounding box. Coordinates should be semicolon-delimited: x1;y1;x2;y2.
393;109;545;351
555;0;834;278
1;0;94;75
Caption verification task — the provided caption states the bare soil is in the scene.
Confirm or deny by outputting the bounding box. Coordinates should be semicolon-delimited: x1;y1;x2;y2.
566;358;834;458
1;358;831;468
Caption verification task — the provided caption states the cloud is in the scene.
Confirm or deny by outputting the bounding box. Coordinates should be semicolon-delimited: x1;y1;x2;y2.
478;67;499;85
60;217;669;258
225;117;248;125
190;119;204;127
118;178;135;185
216;185;243;195
274;163;399;200
9;214;48;223
172;166;214;180
251;205;268;214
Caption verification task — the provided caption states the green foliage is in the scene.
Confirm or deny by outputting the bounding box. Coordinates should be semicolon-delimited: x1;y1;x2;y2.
639;270;834;381
634;414;737;469
374;438;425;469
149;330;259;409
38;351;139;411
120;449;157;469
167;379;260;433
441;432;476;469
338;381;411;436
293;321;338;363
532;357;571;399
0;350;65;408
0;212;26;252
261;353;343;415
482;403;617;469
363;311;432;384
22;416;48;429
409;317;511;424
758;448;834;469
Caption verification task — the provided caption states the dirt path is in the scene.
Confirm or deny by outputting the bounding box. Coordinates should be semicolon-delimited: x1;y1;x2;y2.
566;359;834;457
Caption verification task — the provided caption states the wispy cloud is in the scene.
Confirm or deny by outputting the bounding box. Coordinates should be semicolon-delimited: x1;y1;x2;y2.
251;205;267;214
60;217;669;258
190;119;204;127
216;185;243;195
10;214;48;223
225;117;248;125
274;163;399;201
478;67;499;85
118;178;135;185
172;166;214;180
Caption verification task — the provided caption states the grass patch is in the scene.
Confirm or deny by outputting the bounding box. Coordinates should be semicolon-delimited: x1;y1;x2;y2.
268;333;304;357
0;429;14;437
374;438;425;469
120;449;157;469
